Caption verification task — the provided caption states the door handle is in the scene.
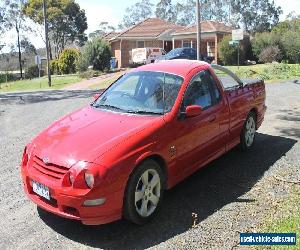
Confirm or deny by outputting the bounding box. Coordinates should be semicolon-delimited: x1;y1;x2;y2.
208;115;216;122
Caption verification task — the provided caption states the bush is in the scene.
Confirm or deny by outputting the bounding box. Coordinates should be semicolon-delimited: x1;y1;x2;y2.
0;73;15;83
219;35;246;65
281;31;300;63
58;48;80;74
258;46;282;63
252;32;281;58
76;54;90;72
50;59;61;75
25;65;44;79
82;38;112;71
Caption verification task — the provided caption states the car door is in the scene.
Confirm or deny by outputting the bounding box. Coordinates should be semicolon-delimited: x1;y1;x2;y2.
171;69;227;178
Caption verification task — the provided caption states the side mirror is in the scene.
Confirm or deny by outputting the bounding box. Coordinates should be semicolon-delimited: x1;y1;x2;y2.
93;93;100;101
185;105;202;118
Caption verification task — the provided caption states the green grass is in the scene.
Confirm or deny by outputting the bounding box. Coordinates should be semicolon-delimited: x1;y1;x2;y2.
223;63;300;82
0;74;82;93
88;75;120;90
256;186;300;249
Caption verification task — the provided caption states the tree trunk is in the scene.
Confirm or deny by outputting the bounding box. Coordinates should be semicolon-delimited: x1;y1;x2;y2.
16;23;23;79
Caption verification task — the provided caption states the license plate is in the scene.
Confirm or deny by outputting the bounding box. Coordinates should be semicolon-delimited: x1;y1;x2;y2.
32;181;50;200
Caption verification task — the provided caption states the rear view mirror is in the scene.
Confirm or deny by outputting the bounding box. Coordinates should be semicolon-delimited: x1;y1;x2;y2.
185;105;202;118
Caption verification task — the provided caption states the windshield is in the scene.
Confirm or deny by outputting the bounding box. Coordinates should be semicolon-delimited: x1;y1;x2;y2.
93;71;183;115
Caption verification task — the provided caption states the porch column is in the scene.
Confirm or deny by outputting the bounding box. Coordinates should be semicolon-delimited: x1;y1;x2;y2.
181;40;184;47
190;40;193;48
172;37;175;49
207;41;209;56
214;35;218;64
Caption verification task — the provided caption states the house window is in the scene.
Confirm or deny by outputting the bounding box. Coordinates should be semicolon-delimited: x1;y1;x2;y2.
182;41;191;48
137;41;145;48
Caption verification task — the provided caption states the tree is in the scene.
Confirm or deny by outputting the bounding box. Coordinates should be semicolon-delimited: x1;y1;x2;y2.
175;0;196;26
155;0;177;23
230;0;282;33
119;0;154;29
23;0;88;58
89;22;116;39
174;0;231;26
2;0;31;79
82;38;111;71
20;38;37;55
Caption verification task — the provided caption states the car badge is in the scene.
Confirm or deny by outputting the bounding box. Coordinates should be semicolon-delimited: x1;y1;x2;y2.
43;157;50;165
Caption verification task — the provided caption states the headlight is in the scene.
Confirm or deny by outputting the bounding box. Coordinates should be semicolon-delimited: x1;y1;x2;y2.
84;171;94;188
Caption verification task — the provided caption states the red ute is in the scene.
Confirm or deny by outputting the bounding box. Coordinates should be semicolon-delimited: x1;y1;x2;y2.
21;60;266;225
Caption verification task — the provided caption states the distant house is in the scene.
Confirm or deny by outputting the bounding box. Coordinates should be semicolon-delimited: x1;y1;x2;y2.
107;18;233;68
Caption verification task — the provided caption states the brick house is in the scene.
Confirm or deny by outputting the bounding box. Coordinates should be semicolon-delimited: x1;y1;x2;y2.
108;18;233;68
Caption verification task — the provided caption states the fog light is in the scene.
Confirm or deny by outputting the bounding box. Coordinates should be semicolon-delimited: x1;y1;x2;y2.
83;198;106;206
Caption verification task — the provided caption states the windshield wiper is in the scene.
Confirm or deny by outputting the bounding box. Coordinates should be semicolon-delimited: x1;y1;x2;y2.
93;104;123;111
127;110;163;115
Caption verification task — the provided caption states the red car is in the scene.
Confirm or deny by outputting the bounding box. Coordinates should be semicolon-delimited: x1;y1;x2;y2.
21;60;266;225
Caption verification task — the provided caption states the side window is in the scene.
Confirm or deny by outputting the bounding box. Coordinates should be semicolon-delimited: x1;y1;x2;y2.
183;72;213;109
208;71;222;103
183;70;222;110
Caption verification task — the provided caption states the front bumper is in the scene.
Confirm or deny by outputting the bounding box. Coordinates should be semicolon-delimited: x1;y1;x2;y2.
21;166;123;225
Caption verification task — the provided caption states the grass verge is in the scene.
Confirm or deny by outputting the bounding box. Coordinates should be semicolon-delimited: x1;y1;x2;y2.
0;74;81;93
225;63;300;82
255;185;300;249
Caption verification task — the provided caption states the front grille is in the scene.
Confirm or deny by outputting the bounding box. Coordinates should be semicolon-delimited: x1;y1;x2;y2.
32;156;69;180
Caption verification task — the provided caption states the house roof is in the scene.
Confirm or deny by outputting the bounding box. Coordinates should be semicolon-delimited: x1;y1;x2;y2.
102;32;120;41
113;18;184;40
174;20;233;35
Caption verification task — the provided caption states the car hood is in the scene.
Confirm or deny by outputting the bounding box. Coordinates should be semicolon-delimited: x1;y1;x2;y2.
31;106;163;168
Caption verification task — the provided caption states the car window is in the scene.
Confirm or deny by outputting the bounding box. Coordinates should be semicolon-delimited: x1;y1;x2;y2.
183;70;222;110
183;71;213;110
207;71;222;103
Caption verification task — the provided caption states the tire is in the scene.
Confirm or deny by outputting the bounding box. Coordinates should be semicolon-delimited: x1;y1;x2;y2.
123;159;164;225
240;112;256;151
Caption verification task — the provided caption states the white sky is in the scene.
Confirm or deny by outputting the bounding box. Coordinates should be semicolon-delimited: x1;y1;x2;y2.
0;0;299;53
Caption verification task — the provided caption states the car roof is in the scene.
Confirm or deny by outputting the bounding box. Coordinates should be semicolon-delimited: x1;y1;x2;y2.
131;60;210;77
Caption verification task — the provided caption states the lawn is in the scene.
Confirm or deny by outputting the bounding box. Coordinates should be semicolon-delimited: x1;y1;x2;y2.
224;63;300;82
0;74;82;93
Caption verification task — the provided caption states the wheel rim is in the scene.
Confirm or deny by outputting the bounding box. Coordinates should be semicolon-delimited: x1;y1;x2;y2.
135;169;161;217
245;116;256;147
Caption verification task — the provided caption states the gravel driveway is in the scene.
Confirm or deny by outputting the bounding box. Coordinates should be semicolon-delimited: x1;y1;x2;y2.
0;81;299;250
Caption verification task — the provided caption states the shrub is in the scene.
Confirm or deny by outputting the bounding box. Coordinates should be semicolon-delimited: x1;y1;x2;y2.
281;30;300;63
50;59;61;75
76;54;90;72
58;48;80;74
251;32;281;58
83;38;112;71
258;46;282;63
25;65;44;79
0;73;15;84
219;35;246;65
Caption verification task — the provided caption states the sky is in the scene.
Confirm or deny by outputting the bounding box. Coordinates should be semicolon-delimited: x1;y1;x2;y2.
1;0;299;53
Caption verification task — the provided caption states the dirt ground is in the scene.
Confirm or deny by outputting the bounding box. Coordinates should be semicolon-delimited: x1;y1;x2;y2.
0;80;299;250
